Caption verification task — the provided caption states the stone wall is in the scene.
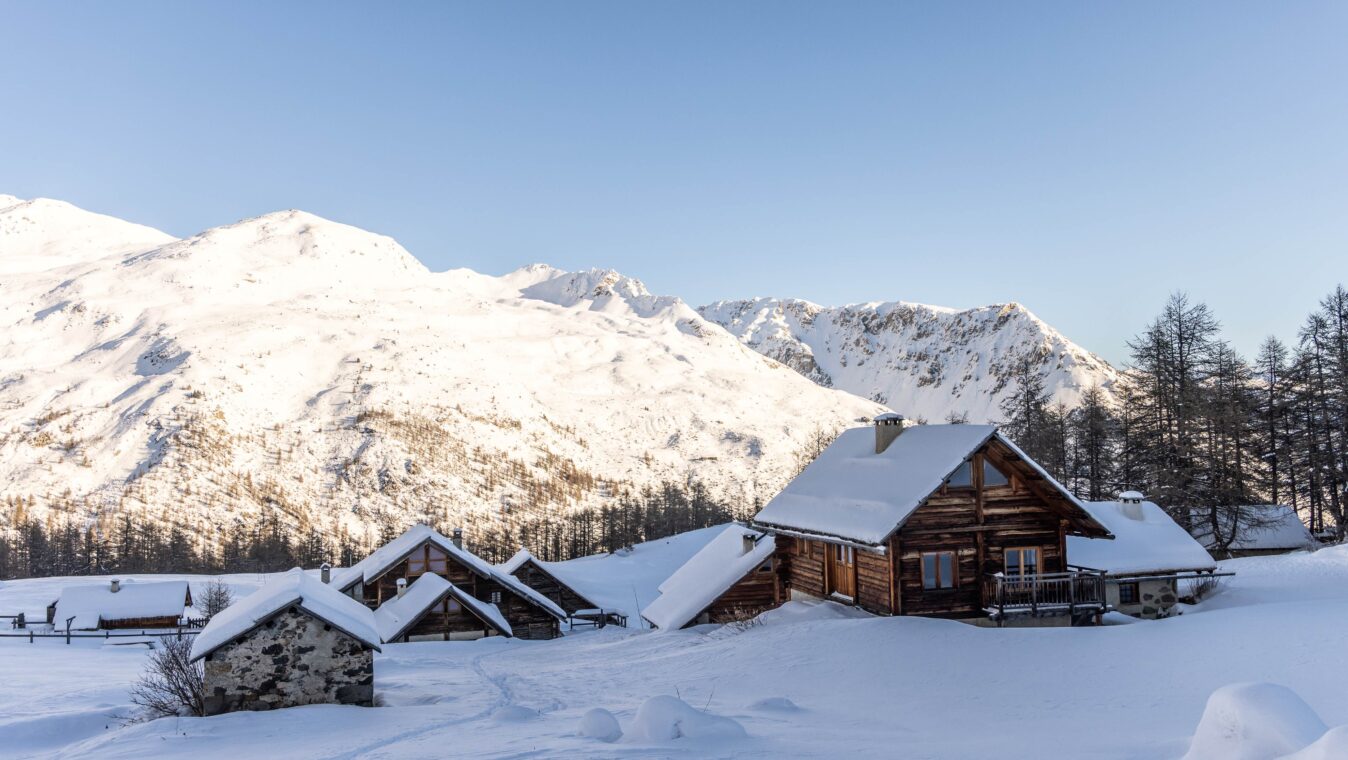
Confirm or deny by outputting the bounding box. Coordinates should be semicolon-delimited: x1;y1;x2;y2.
1108;578;1179;620
202;607;374;716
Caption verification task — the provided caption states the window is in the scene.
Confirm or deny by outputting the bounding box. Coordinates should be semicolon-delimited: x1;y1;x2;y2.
835;545;854;566
983;459;1009;487
437;597;462;614
921;552;956;590
489;591;502;605
1004;547;1042;577
1118;582;1140;605
946;461;973;488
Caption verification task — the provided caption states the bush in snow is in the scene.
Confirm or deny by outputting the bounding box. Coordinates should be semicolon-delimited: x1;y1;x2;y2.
129;636;205;718
199;579;234;620
629;695;746;743
1183;682;1328;760
578;708;623;742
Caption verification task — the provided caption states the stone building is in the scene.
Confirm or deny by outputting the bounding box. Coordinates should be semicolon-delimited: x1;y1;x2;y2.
190;569;382;716
1070;494;1221;619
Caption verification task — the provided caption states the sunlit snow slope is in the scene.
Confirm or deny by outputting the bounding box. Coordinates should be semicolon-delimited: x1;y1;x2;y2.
0;196;882;542
699;297;1119;423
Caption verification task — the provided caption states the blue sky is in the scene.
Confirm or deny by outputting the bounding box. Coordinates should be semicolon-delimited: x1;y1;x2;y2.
3;2;1345;364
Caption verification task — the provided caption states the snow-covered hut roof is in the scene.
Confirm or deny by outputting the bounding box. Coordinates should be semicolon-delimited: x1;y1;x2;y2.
53;580;190;630
190;569;381;662
373;573;512;642
1190;505;1315;552
753;424;1105;546
497;548;601;610
499;548;535;576
641;525;776;630
333;525;566;620
1070;501;1216;576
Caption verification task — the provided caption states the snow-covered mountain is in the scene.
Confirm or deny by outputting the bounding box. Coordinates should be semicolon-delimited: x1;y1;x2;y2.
0;196;882;545
698;297;1119;423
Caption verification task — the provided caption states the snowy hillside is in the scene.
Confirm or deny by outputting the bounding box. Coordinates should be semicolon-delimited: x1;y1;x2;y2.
699;297;1120;423
0;196;881;545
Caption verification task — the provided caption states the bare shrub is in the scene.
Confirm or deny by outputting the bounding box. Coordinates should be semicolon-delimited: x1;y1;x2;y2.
130;636;204;718
199;579;234;620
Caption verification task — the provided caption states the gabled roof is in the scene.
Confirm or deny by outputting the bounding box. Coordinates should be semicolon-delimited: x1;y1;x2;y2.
641;525;776;630
334;525;566;620
1190;505;1316;552
498;548;601;611
373;573;512;642
54;580;190;630
1070;501;1216;576
190;569;381;662
753;424;1109;546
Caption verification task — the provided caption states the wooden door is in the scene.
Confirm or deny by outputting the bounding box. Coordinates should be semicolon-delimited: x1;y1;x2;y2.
828;544;856;598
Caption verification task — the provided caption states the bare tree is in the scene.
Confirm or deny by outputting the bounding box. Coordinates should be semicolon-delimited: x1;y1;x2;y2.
129;636;204;718
199;579;234;620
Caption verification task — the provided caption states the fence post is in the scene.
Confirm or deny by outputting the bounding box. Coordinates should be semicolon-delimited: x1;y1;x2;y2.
29;629;34;644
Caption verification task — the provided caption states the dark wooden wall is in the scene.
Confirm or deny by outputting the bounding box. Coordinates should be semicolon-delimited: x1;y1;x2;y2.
511;561;594;614
701;557;783;625
361;541;560;639
399;594;504;641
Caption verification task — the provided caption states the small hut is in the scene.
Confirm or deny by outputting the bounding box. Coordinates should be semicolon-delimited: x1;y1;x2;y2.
499;548;602;616
190;569;381;716
374;574;512;643
50;579;192;630
1190;504;1317;558
1071;495;1219;619
642;526;779;630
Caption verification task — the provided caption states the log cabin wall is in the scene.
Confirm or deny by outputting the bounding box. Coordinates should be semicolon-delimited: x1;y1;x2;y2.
777;535;827;599
512;562;593;614
703;556;783;624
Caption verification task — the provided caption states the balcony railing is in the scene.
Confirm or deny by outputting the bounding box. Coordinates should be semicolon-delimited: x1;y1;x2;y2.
983;570;1108;622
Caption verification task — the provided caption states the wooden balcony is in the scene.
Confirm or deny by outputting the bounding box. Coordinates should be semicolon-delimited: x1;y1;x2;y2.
983;570;1108;624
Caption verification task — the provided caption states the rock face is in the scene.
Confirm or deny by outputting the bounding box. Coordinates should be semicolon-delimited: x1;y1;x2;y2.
699;298;1119;423
201;607;375;715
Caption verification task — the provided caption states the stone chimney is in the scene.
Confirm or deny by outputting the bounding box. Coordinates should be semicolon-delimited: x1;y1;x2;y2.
320;563;331;584
452;528;464;549
110;579;121;593
396;577;408;598
874;412;905;454
742;533;757;555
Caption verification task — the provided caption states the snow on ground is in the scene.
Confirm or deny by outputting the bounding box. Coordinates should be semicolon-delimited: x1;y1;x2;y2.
3;544;1348;759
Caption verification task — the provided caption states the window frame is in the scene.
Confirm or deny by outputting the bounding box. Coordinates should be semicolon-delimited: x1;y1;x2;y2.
1117;582;1140;605
1003;546;1044;577
920;551;957;591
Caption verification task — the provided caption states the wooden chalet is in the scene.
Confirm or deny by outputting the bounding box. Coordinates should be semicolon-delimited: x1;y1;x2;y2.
50;579;192;630
374;574;514;642
642;526;780;630
332;525;565;640
753;415;1115;625
499;548;601;616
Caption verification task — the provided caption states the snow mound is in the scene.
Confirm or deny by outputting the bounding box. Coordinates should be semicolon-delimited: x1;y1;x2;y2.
1183;683;1328;760
747;697;801;712
628;695;747;742
1282;726;1348;760
578;707;623;742
755;599;872;626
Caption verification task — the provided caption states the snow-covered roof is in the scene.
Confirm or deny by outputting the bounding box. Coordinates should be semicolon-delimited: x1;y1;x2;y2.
334;525;566;620
1191;505;1316;552
1070;501;1216;575
53;580;190;630
190;569;381;662
497;547;601;610
641;525;776;630
754;424;1100;546
499;548;534;576
373;573;511;642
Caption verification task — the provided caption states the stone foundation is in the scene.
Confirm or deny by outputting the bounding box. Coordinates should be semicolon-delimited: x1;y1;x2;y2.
202;607;374;716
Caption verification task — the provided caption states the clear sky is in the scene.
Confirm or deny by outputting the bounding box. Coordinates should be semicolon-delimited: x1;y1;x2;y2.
3;2;1345;364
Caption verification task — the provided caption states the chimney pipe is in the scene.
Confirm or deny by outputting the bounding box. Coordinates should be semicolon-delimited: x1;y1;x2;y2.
452;528;463;549
873;412;905;454
742;533;757;555
320;563;331;584
396;577;408;598
110;579;120;593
